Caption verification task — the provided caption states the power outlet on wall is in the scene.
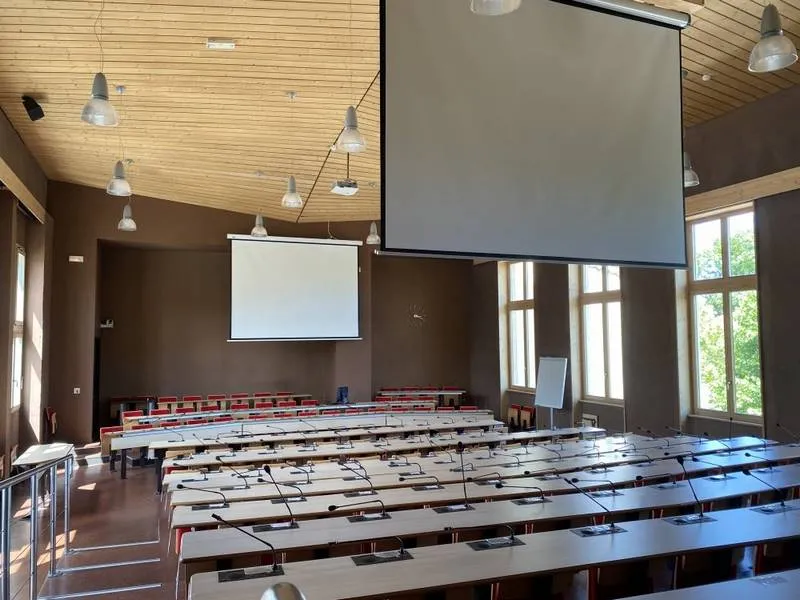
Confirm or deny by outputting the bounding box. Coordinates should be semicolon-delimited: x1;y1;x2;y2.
73;387;80;395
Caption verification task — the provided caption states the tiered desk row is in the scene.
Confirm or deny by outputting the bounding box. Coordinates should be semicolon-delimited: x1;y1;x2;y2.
159;420;800;600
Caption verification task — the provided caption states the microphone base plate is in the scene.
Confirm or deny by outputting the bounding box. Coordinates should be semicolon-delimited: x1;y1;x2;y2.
512;497;551;505
191;502;229;511
752;504;798;515
352;550;413;566
344;490;378;498
398;471;425;477
571;524;626;537
467;537;525;551
656;482;685;490
707;474;736;481
589;490;621;498
665;514;716;526
412;484;444;491
347;513;392;523
270;497;307;504
536;474;561;481
433;504;475;514
253;521;299;532
473;480;502;486
218;565;284;583
434;460;456;465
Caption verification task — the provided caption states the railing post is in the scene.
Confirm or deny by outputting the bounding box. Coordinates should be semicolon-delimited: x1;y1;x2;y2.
48;464;58;577
63;456;72;555
1;487;11;600
29;474;39;600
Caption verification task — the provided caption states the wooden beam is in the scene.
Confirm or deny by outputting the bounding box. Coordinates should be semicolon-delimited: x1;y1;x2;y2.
0;108;46;222
685;165;800;218
644;0;705;14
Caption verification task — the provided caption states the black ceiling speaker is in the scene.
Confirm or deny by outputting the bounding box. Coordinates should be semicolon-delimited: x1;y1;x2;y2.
22;96;44;121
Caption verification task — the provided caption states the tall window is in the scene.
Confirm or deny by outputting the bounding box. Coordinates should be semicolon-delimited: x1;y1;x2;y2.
689;210;761;418
11;247;25;409
507;261;536;390
579;265;623;401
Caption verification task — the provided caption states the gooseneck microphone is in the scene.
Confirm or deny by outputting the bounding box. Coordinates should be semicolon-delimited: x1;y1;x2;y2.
175;484;229;507
457;441;470;508
169;430;186;442
776;423;800;445
495;482;545;499
426;436;455;464
495;451;521;467
563;478;617;530
744;451;778;472
399;462;425;476
216;456;251;488
467;472;503;484
398;474;441;489
704;432;734;455
210;513;281;572
261;465;296;524
328;499;387;516
537;444;563;462
675;456;705;519
690;456;729;478
388;455;410;467
192;432;209;447
257;479;306;501
570;477;617;493
742;468;787;508
666;426;684;436
621;453;654;464
340;462;376;495
340;460;370;479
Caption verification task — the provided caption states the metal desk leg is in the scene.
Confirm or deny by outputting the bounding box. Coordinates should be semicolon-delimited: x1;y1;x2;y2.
155;449;166;494
109;450;117;472
121;448;128;479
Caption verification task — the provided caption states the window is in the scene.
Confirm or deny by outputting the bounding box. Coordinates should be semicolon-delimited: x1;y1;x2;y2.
506;261;536;389
11;247;25;409
579;265;623;401
689;210;761;418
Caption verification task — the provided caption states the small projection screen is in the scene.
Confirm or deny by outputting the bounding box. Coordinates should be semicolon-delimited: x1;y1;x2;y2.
382;0;688;267
229;236;361;341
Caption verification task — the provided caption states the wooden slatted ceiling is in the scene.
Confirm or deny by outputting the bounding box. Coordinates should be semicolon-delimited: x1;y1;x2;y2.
0;1;798;223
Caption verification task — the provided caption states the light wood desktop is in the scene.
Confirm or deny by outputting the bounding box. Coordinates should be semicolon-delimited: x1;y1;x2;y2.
625;569;800;600
188;499;800;600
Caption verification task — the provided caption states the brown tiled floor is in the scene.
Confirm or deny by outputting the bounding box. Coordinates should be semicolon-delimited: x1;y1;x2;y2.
10;462;177;600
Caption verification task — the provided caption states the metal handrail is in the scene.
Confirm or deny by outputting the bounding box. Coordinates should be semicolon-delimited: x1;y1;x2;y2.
1;451;74;600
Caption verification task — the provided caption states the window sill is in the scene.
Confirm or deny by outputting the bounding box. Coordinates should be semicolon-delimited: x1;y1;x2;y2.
9;404;20;414
580;398;624;409
688;413;763;426
508;387;535;395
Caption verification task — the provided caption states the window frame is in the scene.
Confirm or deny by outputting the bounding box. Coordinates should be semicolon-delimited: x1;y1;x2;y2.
506;261;536;392
10;245;25;410
687;208;761;423
579;265;624;403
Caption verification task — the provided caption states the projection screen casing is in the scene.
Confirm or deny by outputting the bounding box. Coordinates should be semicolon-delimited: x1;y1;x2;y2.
382;0;687;267
229;236;361;341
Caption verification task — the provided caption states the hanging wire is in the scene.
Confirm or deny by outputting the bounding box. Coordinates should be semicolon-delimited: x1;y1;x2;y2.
349;0;354;105
93;0;106;72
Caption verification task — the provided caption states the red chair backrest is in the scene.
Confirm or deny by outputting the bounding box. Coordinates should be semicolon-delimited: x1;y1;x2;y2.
300;399;319;406
183;395;203;402
185;418;207;425
277;400;296;408
298;410;317;417
207;394;227;401
200;405;217;412
230;393;250;399
255;401;273;409
510;404;522;410
375;397;390;403
401;386;421;391
248;415;266;420
214;416;234;422
381;387;400;391
520;406;534;414
442;386;461;391
230;403;249;410
157;396;178;403
175;407;194;415
149;408;170;416
254;392;274;398
275;391;292;396
121;410;144;419
131;424;153;430
345;408;360;414
393;407;409;413
100;425;124;435
416;407;433;412
274;411;293;418
459;405;478;411
437;406;455;411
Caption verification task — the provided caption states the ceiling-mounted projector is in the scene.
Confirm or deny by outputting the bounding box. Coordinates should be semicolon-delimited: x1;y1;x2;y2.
330;179;359;196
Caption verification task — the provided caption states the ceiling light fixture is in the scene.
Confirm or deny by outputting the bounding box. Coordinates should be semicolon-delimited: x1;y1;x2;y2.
336;106;366;153
251;215;268;237
206;38;236;50
366;221;381;245
331;153;359;196
106;160;132;196
282;176;303;209
749;4;798;73
82;72;118;127
117;203;137;232
683;152;699;188
470;0;522;16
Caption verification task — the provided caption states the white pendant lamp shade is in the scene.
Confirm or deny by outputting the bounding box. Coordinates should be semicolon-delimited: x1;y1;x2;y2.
336;106;367;153
281;176;304;209
683;152;700;188
261;583;307;600
81;73;119;127
366;221;381;245
749;4;798;73
251;214;268;237
117;203;137;232
471;0;521;16
106;160;132;197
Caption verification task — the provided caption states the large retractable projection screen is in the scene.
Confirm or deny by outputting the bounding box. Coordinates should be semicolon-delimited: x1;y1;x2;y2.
381;0;689;267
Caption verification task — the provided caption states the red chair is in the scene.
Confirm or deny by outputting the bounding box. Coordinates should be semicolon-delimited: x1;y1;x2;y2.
401;386;421;391
442;386;461;391
275;392;292;396
437;406;455;412
230;393;250;400
230;403;249;411
182;395;202;408
298;410;317;417
460;405;478;411
416;407;434;412
300;399;319;407
175;407;194;415
248;415;266;420
381;387;400;392
520;406;535;429
345;408;360;414
149;408;170;416
131;423;153;431
254;392;274;398
274;411;293;418
277;400;296;408
207;394;227;401
185;418;207;425
121;410;144;420
375;396;391;403
420;386;439;391
393;408;409;413
255;401;273;409
214;416;234;422
200;405;217;413
100;425;124;439
157;396;178;406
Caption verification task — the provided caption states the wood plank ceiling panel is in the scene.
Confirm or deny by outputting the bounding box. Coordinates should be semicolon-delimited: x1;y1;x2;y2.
0;0;797;222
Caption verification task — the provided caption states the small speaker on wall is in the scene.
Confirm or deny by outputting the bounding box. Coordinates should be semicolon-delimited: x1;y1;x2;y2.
22;95;44;121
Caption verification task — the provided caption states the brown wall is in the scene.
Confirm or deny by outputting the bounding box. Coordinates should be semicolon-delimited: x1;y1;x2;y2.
97;246;336;425
371;254;472;391
470;262;502;415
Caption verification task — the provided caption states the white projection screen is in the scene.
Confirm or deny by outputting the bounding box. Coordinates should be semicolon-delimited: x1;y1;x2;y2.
382;0;688;267
229;236;361;341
